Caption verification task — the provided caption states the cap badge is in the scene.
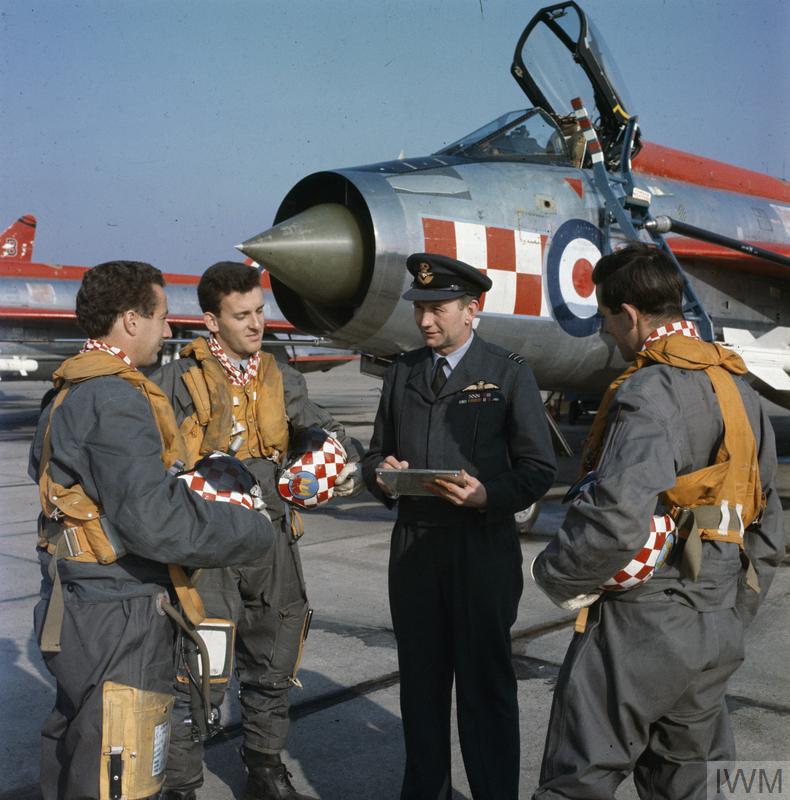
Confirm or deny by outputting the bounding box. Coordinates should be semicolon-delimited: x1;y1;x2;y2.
417;262;434;285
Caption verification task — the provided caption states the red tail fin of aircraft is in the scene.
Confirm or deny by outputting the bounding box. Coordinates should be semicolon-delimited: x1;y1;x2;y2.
1;214;37;261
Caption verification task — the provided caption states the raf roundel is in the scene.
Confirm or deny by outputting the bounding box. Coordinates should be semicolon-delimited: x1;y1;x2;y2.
278;427;348;509
546;218;603;338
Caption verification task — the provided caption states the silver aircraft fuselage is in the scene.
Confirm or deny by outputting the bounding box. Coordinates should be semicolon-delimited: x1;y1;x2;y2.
239;148;790;403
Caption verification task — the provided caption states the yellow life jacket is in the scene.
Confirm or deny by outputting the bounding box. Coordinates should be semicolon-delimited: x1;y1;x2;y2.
37;349;187;564
36;350;208;652
177;337;289;469
581;334;764;586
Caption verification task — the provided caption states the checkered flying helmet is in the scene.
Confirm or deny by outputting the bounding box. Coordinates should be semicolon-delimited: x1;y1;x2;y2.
601;514;676;591
278;426;347;509
177;452;264;512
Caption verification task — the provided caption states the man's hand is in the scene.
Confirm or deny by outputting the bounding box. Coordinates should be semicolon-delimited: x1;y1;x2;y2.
376;456;409;498
333;462;364;498
430;469;487;509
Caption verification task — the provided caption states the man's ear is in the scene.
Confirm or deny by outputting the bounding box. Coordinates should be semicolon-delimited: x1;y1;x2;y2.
121;309;138;336
621;302;640;330
203;311;219;334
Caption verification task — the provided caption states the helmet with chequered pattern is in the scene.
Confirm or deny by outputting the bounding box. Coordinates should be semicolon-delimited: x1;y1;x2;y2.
278;426;347;509
177;452;263;511
601;514;676;591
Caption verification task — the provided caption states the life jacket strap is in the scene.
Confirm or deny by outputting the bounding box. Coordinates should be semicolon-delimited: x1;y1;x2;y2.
167;564;207;627
38;532;76;653
574;607;589;633
671;505;759;592
289;508;304;541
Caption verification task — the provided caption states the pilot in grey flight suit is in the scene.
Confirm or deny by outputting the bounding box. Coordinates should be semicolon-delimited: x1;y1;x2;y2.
155;355;360;794
30;261;273;800
531;244;783;800
363;252;557;800
152;261;363;800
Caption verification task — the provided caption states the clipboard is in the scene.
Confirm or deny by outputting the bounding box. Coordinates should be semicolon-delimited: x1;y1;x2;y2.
375;468;465;497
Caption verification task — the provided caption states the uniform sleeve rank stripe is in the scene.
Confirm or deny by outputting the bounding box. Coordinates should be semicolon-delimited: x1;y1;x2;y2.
507;352;525;364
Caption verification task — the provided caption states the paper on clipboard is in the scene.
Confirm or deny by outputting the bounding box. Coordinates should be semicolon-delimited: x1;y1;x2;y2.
375;468;465;496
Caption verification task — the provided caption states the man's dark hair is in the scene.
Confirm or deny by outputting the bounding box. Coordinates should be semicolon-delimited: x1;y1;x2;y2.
592;243;684;319
198;261;261;314
76;261;164;338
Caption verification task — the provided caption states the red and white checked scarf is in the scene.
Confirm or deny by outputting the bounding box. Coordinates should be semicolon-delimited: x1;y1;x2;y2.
642;319;699;350
207;335;260;387
81;338;133;367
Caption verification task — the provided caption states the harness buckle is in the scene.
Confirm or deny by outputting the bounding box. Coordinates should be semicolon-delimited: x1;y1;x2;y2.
62;527;83;558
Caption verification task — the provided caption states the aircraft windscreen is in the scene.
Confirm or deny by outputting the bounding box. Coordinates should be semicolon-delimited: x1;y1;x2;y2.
438;111;528;155
436;108;569;161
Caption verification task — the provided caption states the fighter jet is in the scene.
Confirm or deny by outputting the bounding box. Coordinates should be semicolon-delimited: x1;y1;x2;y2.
0;217;355;381
238;1;790;408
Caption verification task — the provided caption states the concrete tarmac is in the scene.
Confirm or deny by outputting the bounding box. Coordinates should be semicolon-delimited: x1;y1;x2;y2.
1;362;787;800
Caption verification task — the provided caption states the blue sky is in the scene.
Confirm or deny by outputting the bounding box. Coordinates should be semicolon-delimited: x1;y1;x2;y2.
1;0;788;274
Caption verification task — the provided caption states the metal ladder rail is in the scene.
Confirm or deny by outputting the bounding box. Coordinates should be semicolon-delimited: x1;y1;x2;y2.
571;97;714;341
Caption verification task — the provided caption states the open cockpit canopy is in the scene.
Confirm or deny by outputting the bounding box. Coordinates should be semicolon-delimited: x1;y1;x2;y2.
510;1;640;168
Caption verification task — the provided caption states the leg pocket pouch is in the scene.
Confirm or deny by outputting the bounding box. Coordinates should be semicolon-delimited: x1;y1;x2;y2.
100;680;174;800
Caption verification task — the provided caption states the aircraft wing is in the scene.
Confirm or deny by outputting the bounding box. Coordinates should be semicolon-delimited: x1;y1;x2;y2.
0;255;354;379
721;326;790;397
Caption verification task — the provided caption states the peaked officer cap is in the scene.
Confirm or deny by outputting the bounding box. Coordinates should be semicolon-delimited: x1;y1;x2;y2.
403;253;492;301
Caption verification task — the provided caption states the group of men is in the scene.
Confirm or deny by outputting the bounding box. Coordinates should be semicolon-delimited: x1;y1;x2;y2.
30;243;782;800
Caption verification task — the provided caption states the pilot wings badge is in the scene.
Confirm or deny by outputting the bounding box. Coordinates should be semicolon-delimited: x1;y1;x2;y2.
462;380;500;391
458;379;501;405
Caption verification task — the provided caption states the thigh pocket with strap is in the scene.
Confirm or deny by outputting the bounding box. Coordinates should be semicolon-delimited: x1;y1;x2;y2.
100;681;174;800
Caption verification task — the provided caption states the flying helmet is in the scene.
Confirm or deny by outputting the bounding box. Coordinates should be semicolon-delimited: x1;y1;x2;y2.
278;426;347;509
177;452;265;512
601;514;676;591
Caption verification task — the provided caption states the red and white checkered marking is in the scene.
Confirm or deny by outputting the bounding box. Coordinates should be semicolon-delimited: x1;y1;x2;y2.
82;339;133;367
208;335;260;386
642;320;700;349
178;453;256;510
278;433;347;508
421;217;549;317
602;514;676;591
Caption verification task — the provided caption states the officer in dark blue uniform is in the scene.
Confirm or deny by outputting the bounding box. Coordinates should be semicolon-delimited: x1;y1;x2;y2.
362;253;557;800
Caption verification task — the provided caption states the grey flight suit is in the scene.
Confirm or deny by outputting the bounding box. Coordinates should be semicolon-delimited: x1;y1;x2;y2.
30;373;273;800
152;355;361;791
362;335;557;800
532;359;783;799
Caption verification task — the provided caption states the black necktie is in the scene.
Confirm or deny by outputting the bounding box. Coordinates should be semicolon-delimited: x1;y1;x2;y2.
431;357;448;396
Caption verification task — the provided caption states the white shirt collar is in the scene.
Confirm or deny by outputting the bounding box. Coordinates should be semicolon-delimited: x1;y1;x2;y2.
433;332;474;372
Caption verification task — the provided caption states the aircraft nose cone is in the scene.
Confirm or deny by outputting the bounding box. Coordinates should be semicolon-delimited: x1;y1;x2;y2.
237;203;366;306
